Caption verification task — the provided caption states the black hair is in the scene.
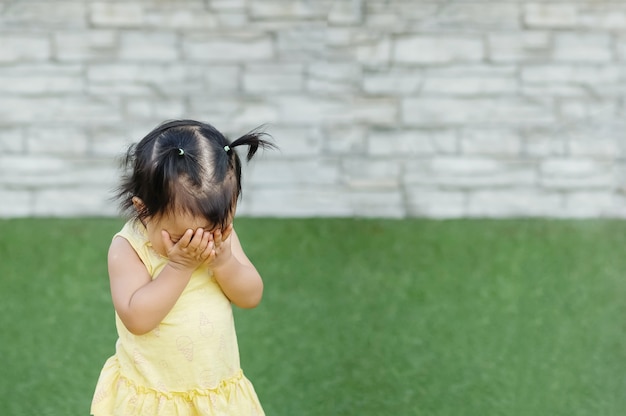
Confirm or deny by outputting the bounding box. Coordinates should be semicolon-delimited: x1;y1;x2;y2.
115;119;275;229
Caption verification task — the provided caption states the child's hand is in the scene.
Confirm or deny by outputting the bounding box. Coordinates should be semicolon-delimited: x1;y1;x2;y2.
209;223;233;268
162;228;214;272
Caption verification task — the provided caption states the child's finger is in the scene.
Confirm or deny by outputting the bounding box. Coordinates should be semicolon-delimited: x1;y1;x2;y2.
161;230;174;252
187;228;204;250
178;229;194;248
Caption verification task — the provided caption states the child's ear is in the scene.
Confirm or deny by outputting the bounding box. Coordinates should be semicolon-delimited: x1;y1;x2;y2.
131;197;146;214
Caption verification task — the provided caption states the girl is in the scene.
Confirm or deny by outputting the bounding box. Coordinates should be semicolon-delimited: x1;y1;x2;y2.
91;120;274;415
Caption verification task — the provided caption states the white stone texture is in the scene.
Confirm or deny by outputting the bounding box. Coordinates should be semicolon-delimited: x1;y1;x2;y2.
0;190;32;217
33;187;116;217
367;129;457;156
0;127;25;153
419;3;520;31
404;157;537;188
54;31;117;62
468;189;563;217
0;0;625;218
362;69;423;95
0;64;85;95
348;189;405;218
243;64;304;93
355;37;392;68
552;33;613;63
539;158;616;189
487;32;551;63
0;97;122;123
393;35;484;64
90;2;145;27
183;34;275;62
406;187;467;218
402;98;554;126
1;2;87;28
341;158;401;189
118;32;179;62
524;4;579;29
460;128;523;156
0;34;51;62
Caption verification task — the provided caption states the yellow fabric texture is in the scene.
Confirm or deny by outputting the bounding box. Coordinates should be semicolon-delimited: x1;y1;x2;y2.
91;220;264;416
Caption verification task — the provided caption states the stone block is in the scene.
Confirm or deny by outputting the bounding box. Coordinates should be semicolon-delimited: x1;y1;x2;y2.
204;65;241;92
355;37;392;68
0;190;32;217
184;34;274;62
144;9;218;29
459;128;522;156
406;187;467;218
0;97;122;123
422;74;518;96
523;128;568;157
33;187;116;217
539;158;615;189
367;129;457;156
329;0;364;25
521;64;621;85
208;0;247;10
488;32;551;63
249;1;331;19
523;3;579;28
25;126;89;155
243;64;304;93
0;64;84;95
577;5;626;30
553;33;613;62
323;125;367;155
419;3;520;31
342;158;401;189
393;35;484;64
247;159;340;186
467;189;563;217
276;26;325;61
348;189;405;218
239;187;352;217
0;127;25;153
404;156;537;188
119;32;179;61
402;98;554;126
124;99;186;120
1;1;87;28
362;69;422;95
563;191;618;218
0;34;51;62
54;31;117;61
90;2;144;27
266;126;323;157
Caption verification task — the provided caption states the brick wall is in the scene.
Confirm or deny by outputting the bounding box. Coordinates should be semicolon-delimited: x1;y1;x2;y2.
1;1;625;218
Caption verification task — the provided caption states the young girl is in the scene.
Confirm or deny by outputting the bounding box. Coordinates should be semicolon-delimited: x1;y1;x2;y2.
91;120;273;415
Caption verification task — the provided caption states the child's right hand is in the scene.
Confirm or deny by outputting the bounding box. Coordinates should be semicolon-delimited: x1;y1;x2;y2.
161;228;215;272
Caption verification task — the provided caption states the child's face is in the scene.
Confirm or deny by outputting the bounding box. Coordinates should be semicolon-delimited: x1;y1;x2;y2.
144;210;217;257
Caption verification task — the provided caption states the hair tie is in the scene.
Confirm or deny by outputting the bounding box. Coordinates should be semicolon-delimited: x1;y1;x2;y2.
223;145;230;153
178;148;184;156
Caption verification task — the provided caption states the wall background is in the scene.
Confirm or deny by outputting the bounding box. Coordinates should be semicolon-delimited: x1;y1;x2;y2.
1;0;625;218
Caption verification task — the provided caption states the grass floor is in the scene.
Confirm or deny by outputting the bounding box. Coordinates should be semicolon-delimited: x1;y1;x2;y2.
0;218;625;415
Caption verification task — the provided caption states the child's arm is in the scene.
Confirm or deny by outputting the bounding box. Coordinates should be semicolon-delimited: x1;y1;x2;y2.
210;227;264;309
108;229;213;335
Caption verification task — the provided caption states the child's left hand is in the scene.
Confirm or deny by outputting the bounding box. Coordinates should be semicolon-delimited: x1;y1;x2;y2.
208;223;233;268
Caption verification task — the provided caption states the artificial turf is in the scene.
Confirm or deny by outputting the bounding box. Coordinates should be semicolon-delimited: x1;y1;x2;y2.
0;218;625;415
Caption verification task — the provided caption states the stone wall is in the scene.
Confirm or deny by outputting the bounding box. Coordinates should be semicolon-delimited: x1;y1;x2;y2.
0;0;625;218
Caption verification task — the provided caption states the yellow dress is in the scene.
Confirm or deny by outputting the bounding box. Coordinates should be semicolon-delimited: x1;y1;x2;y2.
91;220;264;416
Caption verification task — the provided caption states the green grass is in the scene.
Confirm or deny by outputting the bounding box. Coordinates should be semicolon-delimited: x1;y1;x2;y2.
1;218;625;415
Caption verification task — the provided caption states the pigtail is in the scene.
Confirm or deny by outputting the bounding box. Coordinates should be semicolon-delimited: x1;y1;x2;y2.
229;127;276;161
